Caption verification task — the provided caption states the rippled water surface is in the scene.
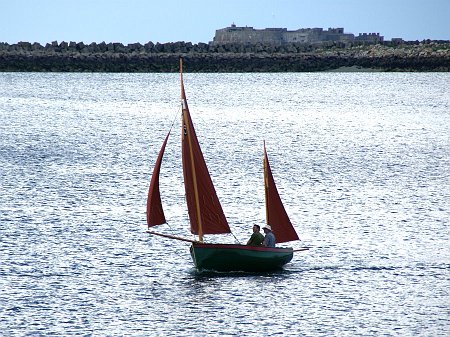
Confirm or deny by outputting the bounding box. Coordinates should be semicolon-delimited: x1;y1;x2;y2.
1;72;449;336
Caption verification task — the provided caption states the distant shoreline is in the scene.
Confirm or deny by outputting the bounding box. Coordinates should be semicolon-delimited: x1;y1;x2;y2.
1;40;449;72
326;66;383;72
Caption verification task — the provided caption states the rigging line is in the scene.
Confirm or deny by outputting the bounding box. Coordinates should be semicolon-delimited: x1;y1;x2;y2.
158;222;192;247
230;232;241;244
166;221;191;247
169;106;178;129
164;221;174;232
164;222;196;247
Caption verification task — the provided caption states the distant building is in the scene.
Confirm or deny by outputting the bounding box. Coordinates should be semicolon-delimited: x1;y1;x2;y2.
355;33;384;43
391;38;404;44
211;24;384;45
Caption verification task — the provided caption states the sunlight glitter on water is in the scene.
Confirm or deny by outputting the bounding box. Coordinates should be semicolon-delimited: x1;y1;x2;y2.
1;72;449;336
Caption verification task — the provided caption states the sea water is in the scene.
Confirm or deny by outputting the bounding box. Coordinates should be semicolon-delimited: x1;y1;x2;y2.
1;72;449;336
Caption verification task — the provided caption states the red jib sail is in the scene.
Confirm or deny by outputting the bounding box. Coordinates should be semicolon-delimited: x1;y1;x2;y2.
180;65;230;238
264;142;299;243
147;131;170;227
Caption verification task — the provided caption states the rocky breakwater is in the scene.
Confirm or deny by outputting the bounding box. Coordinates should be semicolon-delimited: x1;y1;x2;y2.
0;40;449;72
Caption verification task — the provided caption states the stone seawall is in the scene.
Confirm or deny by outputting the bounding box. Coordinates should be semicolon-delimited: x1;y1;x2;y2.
0;41;449;72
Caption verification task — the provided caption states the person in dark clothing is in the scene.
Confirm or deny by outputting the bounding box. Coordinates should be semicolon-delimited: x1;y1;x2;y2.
246;225;264;246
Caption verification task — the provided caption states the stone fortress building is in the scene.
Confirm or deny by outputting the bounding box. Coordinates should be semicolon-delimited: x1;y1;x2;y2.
212;23;384;45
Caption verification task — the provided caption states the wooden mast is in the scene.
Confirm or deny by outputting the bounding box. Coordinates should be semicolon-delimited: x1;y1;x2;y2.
263;141;269;226
180;58;204;242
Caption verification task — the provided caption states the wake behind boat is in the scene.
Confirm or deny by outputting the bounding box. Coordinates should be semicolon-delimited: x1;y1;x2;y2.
146;59;309;272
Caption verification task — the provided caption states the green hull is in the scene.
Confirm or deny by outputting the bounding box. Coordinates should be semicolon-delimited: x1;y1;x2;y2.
190;243;294;272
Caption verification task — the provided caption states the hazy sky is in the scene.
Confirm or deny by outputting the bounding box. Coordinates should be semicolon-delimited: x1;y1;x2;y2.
1;0;449;44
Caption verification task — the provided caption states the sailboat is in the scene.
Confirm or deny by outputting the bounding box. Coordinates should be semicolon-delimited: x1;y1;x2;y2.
146;59;308;272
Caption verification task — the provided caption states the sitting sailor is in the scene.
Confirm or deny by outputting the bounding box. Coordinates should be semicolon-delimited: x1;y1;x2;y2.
246;225;264;246
262;224;276;248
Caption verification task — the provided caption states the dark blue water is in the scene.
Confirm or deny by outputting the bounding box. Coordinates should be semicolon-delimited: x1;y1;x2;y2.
1;72;449;336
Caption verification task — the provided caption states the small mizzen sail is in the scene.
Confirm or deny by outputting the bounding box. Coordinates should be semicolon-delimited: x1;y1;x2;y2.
180;60;230;240
264;142;300;243
147;131;170;227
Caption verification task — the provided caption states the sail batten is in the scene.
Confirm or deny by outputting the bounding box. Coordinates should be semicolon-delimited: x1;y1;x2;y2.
264;143;300;243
